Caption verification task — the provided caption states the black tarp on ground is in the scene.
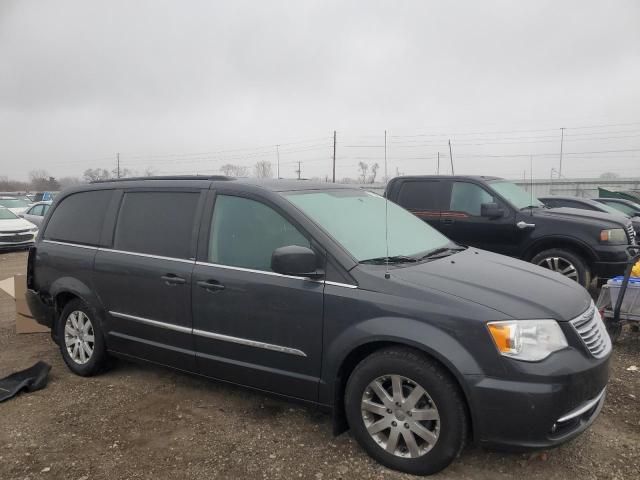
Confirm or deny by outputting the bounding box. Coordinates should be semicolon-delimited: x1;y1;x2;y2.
0;361;51;402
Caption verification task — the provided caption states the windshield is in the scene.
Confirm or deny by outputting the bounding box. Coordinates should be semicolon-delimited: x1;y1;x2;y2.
604;201;640;217
597;202;628;217
284;189;450;261
490;181;544;209
0;198;29;208
0;208;18;220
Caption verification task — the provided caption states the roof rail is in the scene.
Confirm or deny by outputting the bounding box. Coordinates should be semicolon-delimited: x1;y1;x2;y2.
90;175;233;184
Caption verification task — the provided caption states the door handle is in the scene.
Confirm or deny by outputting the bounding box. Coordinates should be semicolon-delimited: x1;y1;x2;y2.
442;218;455;225
161;274;186;285
197;280;225;292
516;221;536;229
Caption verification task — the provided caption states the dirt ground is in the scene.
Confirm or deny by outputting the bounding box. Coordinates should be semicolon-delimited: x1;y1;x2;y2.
0;250;638;480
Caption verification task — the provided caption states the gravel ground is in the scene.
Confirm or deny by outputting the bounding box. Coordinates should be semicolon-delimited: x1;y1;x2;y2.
0;250;638;480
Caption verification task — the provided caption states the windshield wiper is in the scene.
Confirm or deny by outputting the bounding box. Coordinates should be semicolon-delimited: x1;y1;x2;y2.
520;204;546;210
360;255;418;265
417;246;466;260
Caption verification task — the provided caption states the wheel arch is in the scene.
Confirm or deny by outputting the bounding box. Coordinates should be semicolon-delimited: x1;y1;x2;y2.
328;335;477;442
49;277;105;340
523;236;597;263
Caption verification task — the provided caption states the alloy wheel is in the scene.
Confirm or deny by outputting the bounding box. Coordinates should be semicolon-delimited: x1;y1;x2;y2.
536;256;578;281
361;375;440;458
64;311;95;365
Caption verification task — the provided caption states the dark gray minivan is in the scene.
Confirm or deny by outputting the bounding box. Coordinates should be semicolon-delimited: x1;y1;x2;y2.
27;176;611;475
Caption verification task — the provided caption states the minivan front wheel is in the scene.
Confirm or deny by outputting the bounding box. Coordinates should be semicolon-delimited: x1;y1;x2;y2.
531;248;591;288
345;347;467;476
58;299;108;376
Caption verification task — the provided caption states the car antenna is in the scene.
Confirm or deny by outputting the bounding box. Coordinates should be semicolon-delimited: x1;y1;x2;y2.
384;130;390;279
530;155;534;214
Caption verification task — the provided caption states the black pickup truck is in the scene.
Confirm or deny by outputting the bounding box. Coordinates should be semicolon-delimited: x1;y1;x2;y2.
386;175;636;287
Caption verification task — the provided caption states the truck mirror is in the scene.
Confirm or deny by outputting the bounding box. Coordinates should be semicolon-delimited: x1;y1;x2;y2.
481;202;504;219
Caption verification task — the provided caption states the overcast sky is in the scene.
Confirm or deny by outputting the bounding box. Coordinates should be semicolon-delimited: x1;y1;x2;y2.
1;0;639;182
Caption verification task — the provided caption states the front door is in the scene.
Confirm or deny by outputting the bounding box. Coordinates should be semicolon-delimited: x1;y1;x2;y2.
94;189;204;370
192;193;324;401
440;180;518;256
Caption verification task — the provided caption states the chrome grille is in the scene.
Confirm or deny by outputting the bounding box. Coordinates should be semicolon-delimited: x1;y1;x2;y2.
570;304;611;359
625;222;636;245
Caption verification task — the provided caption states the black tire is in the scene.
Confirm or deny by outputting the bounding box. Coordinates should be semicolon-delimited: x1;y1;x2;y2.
57;298;108;376
345;347;467;476
531;248;591;288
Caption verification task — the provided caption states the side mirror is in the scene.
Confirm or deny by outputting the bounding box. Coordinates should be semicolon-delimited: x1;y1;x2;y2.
481;202;504;219
271;245;323;278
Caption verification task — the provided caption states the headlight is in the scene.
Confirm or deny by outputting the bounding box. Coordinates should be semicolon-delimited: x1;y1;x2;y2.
600;228;627;244
487;320;568;361
29;227;38;233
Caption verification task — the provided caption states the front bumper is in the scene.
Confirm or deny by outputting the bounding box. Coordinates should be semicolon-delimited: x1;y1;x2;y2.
465;348;610;450
591;244;632;279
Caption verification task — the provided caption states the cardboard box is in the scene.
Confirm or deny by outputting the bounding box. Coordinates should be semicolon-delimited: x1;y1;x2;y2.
14;274;31;317
16;312;49;334
0;274;49;334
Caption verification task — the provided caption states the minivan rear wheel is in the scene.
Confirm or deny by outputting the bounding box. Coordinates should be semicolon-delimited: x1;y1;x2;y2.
531;248;591;288
58;299;108;376
344;347;467;476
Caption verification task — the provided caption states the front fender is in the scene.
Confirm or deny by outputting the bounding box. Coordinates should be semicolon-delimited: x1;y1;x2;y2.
320;316;488;406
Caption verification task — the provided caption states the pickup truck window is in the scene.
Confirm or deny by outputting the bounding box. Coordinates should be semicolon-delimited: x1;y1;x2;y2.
450;182;494;216
490;181;544;210
397;181;439;210
285;190;449;261
209;195;309;271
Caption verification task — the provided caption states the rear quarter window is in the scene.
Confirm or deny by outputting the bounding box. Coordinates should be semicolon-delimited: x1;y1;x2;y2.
396;181;440;210
44;190;113;246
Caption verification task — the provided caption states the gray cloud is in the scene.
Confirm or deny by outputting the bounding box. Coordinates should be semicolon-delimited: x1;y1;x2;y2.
1;0;639;181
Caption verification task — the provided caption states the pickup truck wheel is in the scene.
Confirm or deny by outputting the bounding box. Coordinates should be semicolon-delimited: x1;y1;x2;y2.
344;347;467;476
531;248;591;288
58;299;108;377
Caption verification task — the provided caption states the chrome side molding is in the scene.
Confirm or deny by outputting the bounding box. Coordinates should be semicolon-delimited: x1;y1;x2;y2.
109;310;307;357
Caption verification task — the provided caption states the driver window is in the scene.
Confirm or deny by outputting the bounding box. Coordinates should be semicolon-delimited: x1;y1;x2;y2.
450;182;495;216
209;195;310;271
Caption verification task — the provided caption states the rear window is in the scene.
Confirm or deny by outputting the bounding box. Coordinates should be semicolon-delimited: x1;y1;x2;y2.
44;190;113;245
396;181;440;210
113;191;200;259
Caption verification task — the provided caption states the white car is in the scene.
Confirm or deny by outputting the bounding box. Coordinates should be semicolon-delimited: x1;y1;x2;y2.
0;207;38;250
0;196;31;215
19;201;52;227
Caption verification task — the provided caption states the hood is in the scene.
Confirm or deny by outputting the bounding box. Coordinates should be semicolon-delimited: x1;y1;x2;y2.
537;206;628;228
387;248;591;321
0;217;37;232
7;207;28;215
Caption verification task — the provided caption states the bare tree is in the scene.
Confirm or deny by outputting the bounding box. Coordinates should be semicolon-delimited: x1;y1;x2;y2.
220;164;249;177
83;168;112;182
58;176;83;189
29;169;49;184
368;163;379;183
253;161;273;179
358;162;369;183
143;166;157;177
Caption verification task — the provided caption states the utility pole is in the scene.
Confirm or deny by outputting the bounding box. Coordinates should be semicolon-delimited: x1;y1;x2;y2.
276;144;280;179
116;152;120;178
448;140;454;175
559;127;565;177
437;152;440;174
332;130;337;183
296;161;301;180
